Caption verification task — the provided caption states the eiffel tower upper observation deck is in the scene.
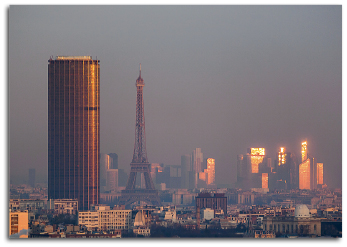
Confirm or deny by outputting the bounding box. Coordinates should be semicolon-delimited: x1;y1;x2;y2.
119;64;161;208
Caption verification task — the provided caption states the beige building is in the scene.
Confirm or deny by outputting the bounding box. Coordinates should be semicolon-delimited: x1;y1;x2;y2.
48;199;78;214
9;210;28;238
78;206;132;231
263;204;322;236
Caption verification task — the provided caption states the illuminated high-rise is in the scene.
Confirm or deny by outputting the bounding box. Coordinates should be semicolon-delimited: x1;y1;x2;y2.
278;147;287;166
262;173;268;189
250;148;265;173
317;163;323;185
299;141;310;190
48;56;100;210
206;158;215;185
301;141;307;162
299;159;310;189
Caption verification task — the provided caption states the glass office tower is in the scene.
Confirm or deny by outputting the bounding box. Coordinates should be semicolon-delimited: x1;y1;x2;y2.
48;56;100;210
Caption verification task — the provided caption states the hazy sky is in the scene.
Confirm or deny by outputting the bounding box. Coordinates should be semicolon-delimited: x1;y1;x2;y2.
9;5;342;188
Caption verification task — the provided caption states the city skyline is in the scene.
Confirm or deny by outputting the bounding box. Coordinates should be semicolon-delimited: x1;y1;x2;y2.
9;5;342;188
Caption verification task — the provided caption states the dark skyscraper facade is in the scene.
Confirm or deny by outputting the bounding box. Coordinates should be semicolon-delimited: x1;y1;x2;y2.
48;56;100;210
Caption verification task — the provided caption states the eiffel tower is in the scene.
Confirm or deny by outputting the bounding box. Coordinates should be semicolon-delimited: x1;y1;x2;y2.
118;64;161;208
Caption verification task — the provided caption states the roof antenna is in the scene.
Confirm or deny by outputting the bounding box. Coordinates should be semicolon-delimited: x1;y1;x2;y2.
139;63;141;77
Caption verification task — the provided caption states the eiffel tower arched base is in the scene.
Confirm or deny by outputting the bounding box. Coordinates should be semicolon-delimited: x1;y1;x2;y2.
118;189;161;209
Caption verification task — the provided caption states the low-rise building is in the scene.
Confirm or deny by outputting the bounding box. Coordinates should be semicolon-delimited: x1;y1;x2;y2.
78;207;132;232
262;204;322;236
47;199;78;215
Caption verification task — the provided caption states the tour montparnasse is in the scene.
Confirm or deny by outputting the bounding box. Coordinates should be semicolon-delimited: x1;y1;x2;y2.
118;64;161;208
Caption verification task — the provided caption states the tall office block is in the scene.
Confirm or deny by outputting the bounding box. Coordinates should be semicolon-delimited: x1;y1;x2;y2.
192;148;203;173
236;153;252;189
48;56;100;210
249;148;265;173
299;140;310;190
317;163;323;185
278;147;287;166
108;153;119;169
192;148;203;188
106;169;118;192
100;153;111;188
299;158;310;190
181;155;190;189
301;141;308;162
262;173;268;189
206;158;215;185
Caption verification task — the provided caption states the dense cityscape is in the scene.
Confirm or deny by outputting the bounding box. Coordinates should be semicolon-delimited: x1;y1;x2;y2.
9;56;342;239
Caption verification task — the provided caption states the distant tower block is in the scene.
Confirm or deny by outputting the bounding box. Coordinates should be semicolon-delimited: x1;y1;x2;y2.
48;56;100;210
317;163;323;185
118;65;161;208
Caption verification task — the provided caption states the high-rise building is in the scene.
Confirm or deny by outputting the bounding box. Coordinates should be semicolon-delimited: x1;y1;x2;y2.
108;153;119;169
100;154;111;189
262;173;268;189
192;148;203;188
301;141;308;162
278;147;287;166
181;155;190;189
192;148;203;173
206;158;215;185
299;140;310;190
28;169;36;188
299;158;310;190
48;56;100;210
317;163;323;185
236;153;252;189
106;169;118;191
249;148;265;173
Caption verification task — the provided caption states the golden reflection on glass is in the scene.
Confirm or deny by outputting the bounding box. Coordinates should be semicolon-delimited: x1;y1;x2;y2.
301;141;307;162
317;163;323;185
207;158;215;185
250;148;265;173
278;147;287;166
262;173;268;188
299;159;310;190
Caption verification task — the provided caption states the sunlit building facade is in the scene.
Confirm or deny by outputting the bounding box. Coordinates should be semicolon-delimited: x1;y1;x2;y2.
9;210;28;238
301;141;308;162
206;158;215;185
278;147;287;166
317;163;323;185
48;56;100;210
250;148;265;173
262;173;268;189
299;159;310;190
261;174;268;190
